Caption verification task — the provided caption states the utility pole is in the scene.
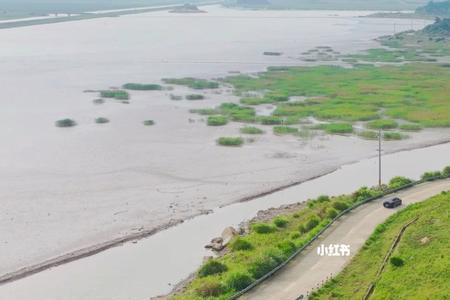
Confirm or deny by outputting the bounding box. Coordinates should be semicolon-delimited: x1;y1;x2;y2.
378;129;382;188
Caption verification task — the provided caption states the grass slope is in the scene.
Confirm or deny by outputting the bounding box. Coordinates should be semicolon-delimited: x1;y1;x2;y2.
312;190;450;299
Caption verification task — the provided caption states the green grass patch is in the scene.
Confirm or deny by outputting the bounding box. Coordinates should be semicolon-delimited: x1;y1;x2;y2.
55;118;77;128
95;117;109;124
143;120;155;126
122;83;163;90
207;115;228;126
186;94;205;100
162;77;219;89
358;130;379;140
100;90;129;100
311;191;450;300
273;126;299;135
217;137;244;147
315;123;353;134
383;131;407;141
399;123;423;131
367;119;399;130
240;126;264;134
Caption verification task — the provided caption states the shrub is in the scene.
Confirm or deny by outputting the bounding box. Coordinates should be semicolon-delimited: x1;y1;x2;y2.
55;118;77;128
399;123;422;131
421;171;442;181
252;223;276;234
290;232;301;239
388;176;413;189
240;126;264;134
143;120;155;126
122;83;162;90
333;201;349;211
390;256;404;267
352;186;381;202
217;137;244;147
327;208;339;219
95;117;109;124
277;240;296;256
207;115;228;126
367;119;399;130
317;195;330;203
100;90;129;100
231;238;253;251
198;260;227;277
249;255;279;279
195;278;224;297
273;126;299;135
226;272;254;291
273;217;289;228
442;166;450;177
305;216;320;232
186;94;205;100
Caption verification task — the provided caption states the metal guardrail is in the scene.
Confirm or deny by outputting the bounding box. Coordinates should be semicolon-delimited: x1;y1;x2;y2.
228;174;448;300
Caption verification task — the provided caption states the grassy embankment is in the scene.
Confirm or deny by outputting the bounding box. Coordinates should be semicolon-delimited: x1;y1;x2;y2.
311;186;450;299
171;166;450;299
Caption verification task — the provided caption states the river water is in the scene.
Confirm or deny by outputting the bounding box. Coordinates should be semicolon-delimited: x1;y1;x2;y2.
0;141;449;300
0;5;440;300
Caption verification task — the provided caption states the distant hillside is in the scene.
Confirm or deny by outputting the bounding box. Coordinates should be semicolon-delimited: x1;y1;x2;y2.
417;0;450;17
422;17;450;35
227;0;430;10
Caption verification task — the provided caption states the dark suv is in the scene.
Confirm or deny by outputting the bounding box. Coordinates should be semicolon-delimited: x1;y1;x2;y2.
383;197;402;208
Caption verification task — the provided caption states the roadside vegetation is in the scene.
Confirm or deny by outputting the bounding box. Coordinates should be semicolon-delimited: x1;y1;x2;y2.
311;190;450;299
171;166;450;299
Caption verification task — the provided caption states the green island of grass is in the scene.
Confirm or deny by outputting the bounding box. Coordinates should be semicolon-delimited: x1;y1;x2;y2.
240;126;264;134
186;94;205;100
143;120;155;126
217;137;244;147
273;126;299;135
95;117;110;124
172;167;450;300
122;83;163;90
311;190;450;299
162;77;220;89
100;90;130;100
55;118;77;128
207;115;228;126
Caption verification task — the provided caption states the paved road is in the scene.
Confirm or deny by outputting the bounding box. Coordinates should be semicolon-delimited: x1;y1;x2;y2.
240;179;450;300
